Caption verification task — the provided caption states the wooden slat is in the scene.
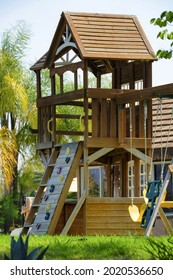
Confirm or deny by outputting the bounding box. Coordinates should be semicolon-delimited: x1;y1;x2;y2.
116;83;173;104
37;89;84;107
79;31;142;38
86;197;145;235
71;15;134;23
85;47;148;53
92;99;100;137
100;99;108;137
110;100;117;137
118;105;126;143
83;42;146;49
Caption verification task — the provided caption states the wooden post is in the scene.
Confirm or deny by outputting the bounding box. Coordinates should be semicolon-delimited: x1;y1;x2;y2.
143;62;152;142
115;61;121;89
74;69;78;91
139;101;144;138
97;71;101;88
134;156;140;196
60;74;63;93
107;159;112;197
51;71;56;143
120;155;128;197
118;104;126;143
83;60;89;195
36;70;41;98
112;64;116;89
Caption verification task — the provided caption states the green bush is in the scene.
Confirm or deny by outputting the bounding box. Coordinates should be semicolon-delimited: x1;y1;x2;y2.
0;194;19;233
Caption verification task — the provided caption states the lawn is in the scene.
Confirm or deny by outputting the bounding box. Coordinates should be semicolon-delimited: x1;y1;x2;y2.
1;234;173;260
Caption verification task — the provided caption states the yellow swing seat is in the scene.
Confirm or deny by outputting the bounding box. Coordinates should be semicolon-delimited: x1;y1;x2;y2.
128;203;146;222
128;189;148;222
128;189;167;223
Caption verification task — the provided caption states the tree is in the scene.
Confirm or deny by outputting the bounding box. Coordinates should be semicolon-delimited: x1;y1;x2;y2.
0;22;38;194
151;11;173;59
0;127;17;194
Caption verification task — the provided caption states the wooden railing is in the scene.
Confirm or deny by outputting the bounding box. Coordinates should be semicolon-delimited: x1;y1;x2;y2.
36;88;153;150
86;89;152;149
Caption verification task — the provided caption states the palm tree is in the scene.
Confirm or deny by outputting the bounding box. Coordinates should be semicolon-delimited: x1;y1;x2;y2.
0;22;36;194
0;127;17;193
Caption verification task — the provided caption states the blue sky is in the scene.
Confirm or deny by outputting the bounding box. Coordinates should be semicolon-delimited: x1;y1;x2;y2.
0;0;173;86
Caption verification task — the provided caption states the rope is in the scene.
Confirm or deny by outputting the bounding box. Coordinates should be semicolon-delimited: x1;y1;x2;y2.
129;103;134;206
160;98;164;186
148;98;161;182
163;105;173;164
150;98;173;187
144;101;148;189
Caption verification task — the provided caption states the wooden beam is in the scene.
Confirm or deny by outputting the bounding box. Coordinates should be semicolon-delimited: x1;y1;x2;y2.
87;88;120;99
37;89;84;107
61;191;87;235
55;114;91;120
87;148;114;164
124;147;152;165
158;208;173;235
50;61;84;77
134;157;140;196
86;137;118;148
56;130;85;136
116;83;173;104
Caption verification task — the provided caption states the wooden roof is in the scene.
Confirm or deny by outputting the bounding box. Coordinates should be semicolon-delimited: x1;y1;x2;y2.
64;12;156;60
31;11;156;70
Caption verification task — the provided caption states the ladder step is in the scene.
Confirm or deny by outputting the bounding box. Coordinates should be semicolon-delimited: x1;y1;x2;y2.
40;184;48;187
32;204;40;208
24;223;32;228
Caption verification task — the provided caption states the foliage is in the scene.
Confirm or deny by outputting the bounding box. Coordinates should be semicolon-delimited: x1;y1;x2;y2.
0;22;38;195
151;11;173;59
0;127;17;189
18;156;44;195
4;234;48;260
0;194;19;233
0;22;29;118
0;234;158;260
89;172;100;197
144;235;173;260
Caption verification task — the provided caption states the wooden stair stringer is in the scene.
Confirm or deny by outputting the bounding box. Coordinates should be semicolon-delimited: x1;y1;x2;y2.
21;147;60;235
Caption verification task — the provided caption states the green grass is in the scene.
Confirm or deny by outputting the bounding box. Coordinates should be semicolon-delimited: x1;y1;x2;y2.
0;234;172;260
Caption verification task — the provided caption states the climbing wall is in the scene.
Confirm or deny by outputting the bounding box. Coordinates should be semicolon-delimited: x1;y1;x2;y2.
22;142;83;235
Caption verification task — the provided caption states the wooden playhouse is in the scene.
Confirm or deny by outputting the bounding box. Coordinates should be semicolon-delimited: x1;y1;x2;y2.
22;12;173;236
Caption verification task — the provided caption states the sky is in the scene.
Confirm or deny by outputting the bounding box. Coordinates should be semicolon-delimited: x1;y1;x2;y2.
0;0;173;86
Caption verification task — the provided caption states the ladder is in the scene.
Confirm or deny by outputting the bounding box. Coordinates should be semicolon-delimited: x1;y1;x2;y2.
22;142;83;235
